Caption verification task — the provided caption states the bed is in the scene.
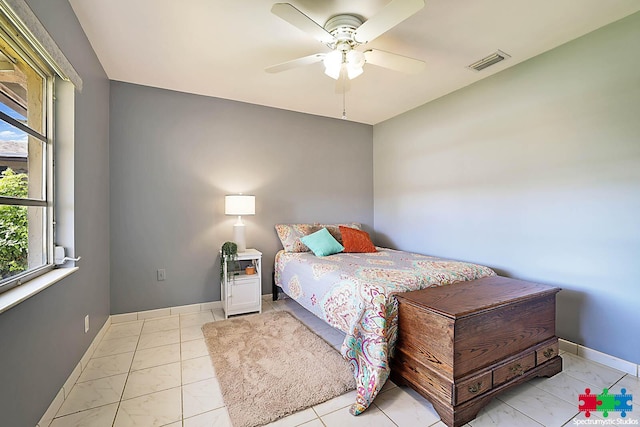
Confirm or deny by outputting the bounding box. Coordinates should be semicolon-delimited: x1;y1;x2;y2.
272;227;496;415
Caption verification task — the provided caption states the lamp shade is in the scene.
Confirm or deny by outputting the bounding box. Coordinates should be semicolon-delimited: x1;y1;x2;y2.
346;50;365;79
225;195;255;216
323;50;343;80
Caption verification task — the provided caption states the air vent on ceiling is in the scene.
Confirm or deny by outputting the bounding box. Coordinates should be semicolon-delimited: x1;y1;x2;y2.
467;50;511;72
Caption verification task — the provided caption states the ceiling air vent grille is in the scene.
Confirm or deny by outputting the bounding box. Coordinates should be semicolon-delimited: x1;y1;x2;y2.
468;50;511;72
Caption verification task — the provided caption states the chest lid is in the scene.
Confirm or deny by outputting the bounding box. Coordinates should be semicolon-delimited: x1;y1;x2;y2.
396;276;560;319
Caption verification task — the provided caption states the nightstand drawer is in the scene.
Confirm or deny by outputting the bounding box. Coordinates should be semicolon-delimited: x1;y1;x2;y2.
230;274;259;283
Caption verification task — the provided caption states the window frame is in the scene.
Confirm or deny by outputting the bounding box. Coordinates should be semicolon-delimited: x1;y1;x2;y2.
0;14;55;295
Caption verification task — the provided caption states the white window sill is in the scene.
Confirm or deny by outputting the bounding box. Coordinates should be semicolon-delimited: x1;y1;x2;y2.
0;267;79;315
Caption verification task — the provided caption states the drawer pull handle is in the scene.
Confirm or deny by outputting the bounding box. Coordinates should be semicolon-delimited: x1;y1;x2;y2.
509;363;524;376
543;348;555;358
468;382;483;394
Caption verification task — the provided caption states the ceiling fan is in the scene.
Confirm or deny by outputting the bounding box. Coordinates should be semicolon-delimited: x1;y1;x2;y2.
266;0;426;91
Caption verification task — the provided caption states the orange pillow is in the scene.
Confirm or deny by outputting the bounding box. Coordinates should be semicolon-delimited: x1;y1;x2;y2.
339;226;377;253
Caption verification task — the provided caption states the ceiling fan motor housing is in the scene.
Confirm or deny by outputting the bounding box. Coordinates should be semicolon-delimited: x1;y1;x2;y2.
324;14;363;50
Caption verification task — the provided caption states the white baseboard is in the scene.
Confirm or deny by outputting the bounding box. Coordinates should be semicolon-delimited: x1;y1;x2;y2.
110;300;223;324
559;338;638;376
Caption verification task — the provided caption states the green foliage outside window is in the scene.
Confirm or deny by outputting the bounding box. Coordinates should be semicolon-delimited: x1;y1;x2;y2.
0;168;28;278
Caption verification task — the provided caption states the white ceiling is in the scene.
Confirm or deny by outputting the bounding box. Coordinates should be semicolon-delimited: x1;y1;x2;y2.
69;0;640;125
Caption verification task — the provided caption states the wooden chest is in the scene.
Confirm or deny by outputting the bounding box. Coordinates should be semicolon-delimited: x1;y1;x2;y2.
390;276;562;427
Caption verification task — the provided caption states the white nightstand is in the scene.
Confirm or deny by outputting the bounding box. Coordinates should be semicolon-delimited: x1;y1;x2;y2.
221;248;262;318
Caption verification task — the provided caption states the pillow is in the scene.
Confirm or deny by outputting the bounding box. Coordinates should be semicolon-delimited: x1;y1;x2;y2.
275;224;315;252
275;222;362;252
339;226;377;253
318;223;361;244
300;228;344;257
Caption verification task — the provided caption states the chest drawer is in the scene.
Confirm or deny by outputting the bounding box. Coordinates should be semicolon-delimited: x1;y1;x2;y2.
455;371;492;404
536;341;559;364
493;352;535;386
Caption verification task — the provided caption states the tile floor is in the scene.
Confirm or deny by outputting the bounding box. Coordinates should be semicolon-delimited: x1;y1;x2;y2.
46;297;639;427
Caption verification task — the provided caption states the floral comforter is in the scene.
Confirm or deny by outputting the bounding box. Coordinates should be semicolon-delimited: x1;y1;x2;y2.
274;248;496;415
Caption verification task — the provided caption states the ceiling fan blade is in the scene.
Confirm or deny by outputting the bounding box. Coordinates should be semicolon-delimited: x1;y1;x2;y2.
265;53;325;73
364;49;425;74
353;0;424;44
271;3;335;44
335;65;351;94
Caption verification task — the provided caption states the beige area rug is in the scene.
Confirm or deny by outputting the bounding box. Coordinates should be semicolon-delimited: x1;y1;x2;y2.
202;310;355;427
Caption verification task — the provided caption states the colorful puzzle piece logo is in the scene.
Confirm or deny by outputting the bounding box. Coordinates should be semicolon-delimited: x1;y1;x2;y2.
579;388;633;418
616;388;634;418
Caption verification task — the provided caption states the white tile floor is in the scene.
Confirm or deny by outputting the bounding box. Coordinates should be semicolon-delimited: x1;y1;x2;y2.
46;297;639;427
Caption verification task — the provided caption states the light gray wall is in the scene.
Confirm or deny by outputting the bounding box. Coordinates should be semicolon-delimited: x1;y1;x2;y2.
0;1;110;426
110;82;373;314
374;13;640;363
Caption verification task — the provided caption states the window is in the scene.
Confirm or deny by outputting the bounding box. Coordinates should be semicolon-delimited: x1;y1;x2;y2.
0;12;54;294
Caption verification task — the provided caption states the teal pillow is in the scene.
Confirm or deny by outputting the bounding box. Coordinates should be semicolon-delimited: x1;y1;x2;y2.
300;228;344;257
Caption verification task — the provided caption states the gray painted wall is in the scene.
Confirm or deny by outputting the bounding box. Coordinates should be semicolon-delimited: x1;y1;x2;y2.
0;1;110;426
373;13;640;363
109;82;373;314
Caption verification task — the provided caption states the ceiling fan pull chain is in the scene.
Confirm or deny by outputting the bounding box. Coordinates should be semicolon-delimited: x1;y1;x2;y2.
342;91;347;120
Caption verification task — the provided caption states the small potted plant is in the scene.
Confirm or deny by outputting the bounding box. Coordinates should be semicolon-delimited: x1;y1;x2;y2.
220;241;239;281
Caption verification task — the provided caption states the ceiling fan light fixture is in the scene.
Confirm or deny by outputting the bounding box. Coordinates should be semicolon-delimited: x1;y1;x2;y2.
346;50;365;67
324;49;365;80
345;50;365;79
323;50;343;79
324;66;341;80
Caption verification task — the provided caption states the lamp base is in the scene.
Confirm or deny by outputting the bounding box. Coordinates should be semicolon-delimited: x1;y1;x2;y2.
233;223;246;253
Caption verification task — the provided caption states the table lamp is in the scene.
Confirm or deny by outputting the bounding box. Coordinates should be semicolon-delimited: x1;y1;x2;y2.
225;194;255;252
